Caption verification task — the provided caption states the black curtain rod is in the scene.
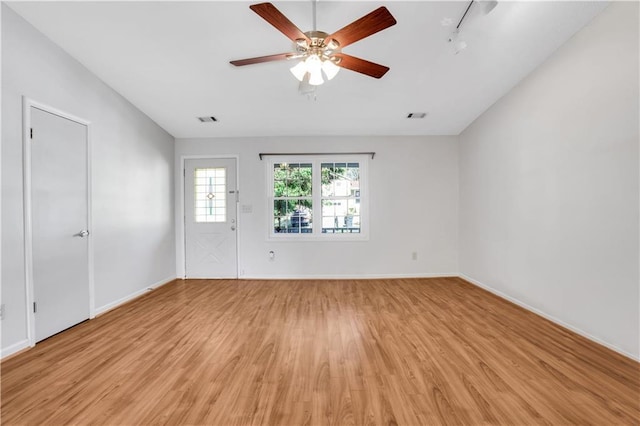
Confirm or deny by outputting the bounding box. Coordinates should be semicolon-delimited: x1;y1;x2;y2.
259;152;375;160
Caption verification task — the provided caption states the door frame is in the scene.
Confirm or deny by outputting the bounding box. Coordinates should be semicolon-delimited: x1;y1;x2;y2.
22;97;94;347
177;155;241;279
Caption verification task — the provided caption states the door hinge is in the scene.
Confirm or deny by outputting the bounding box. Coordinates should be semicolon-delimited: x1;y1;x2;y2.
30;128;33;139
33;302;37;313
183;169;185;177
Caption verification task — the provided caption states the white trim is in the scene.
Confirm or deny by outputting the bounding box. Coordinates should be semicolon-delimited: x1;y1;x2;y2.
22;99;34;347
240;273;458;280
22;97;93;347
94;276;176;316
87;123;95;318
460;274;640;362
1;339;30;359
177;155;240;279
0;3;3;359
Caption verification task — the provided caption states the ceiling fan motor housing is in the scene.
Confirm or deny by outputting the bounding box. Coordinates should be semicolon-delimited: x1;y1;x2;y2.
297;31;341;64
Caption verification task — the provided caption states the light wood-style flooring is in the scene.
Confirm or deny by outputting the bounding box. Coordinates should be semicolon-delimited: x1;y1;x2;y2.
2;278;639;425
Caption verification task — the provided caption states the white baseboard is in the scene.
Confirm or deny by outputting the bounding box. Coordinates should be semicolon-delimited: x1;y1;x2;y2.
94;275;176;316
239;273;458;280
1;276;176;360
1;339;31;359
459;274;639;362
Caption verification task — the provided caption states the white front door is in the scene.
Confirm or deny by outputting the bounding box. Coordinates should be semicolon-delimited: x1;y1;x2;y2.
31;106;90;342
184;158;238;278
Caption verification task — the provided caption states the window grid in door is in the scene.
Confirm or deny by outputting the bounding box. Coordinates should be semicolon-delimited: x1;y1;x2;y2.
194;167;226;222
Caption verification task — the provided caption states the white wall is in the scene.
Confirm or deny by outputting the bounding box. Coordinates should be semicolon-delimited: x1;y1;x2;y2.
459;2;639;359
176;136;459;279
1;5;176;356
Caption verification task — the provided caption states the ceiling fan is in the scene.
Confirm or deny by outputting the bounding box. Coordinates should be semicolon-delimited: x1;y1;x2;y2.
230;2;397;87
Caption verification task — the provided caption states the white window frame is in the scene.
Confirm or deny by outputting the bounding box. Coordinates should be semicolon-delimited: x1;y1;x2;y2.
267;155;369;241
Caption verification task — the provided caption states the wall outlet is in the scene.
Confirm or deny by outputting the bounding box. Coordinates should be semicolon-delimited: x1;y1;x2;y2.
411;251;418;261
269;250;275;261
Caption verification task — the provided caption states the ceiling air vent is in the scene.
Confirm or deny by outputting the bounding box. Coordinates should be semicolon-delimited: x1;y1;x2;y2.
197;116;218;123
407;112;427;119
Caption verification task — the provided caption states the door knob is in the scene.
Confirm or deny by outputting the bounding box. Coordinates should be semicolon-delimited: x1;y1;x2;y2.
75;230;90;238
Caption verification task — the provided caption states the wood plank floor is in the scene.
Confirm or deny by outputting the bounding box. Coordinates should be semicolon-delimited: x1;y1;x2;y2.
2;277;639;425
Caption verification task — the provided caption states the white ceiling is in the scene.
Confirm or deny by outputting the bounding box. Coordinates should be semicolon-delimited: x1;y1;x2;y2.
7;1;608;138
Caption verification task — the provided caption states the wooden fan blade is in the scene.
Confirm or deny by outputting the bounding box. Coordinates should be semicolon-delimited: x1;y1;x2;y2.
230;52;296;66
333;53;390;79
250;3;310;43
324;7;396;49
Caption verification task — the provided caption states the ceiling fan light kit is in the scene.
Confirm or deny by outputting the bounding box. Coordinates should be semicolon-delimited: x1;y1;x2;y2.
321;59;340;80
230;2;397;90
288;31;341;86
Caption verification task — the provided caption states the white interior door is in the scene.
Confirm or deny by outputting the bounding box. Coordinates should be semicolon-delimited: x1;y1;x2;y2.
31;106;90;342
185;158;238;278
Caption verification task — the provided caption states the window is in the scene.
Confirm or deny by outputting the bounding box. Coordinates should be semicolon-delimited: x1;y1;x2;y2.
321;162;361;234
194;167;226;222
268;155;368;239
273;162;313;233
